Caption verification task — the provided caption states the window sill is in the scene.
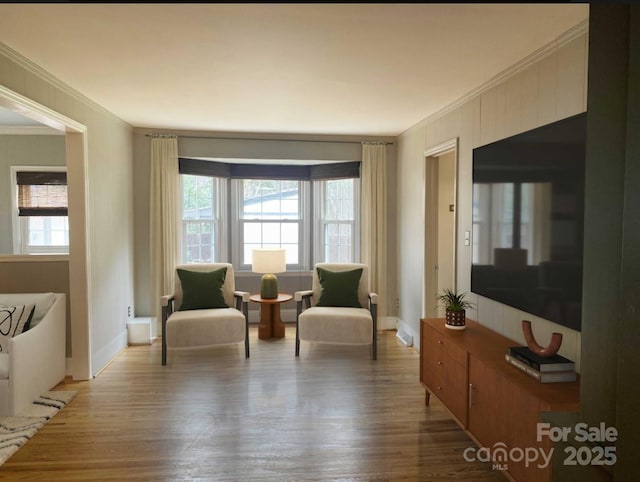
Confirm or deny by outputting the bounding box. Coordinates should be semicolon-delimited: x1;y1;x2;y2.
0;254;69;263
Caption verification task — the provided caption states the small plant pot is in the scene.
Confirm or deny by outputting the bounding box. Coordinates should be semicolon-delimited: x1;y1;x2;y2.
445;309;466;330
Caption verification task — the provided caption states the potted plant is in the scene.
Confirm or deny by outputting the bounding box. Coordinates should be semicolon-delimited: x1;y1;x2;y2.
437;289;473;330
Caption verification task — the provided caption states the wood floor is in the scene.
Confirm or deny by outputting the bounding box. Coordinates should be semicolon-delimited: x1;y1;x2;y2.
1;326;505;481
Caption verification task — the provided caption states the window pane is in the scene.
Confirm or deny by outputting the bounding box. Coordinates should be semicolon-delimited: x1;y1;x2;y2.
324;222;352;263
280;223;298;244
281;199;298;218
183;175;214;220
325;179;354;221
29;229;45;246
283;245;298;264
50;217;66;230
181;175;219;263
242;221;299;265
320;178;356;263
240;179;301;266
244;222;262;244
29;217;44;230
26;216;69;248
50;230;66;246
183;221;215;263
242;180;299;220
262;223;281;244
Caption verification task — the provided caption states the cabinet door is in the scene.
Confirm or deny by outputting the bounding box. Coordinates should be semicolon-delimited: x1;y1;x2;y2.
442;343;468;426
469;355;553;482
468;354;509;448
503;383;552;482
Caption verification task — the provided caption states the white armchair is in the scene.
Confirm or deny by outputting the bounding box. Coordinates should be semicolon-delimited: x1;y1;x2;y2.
0;292;66;416
161;263;250;365
295;263;378;360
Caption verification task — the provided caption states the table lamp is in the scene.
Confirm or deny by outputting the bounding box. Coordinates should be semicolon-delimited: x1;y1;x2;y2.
252;248;287;299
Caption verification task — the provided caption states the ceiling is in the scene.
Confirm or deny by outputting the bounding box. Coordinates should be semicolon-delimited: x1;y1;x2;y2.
0;105;43;126
0;4;589;137
0;105;62;135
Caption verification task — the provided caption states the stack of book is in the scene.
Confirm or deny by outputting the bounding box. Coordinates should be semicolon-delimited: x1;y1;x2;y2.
505;346;577;383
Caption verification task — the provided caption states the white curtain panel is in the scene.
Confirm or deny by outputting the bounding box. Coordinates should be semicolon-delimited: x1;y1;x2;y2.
150;136;180;322
361;143;388;318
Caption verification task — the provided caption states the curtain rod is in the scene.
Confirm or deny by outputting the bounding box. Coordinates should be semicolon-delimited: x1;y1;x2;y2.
145;134;176;139
144;134;393;145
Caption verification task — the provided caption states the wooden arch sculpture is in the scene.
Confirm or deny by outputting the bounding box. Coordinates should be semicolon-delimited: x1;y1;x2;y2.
521;320;563;357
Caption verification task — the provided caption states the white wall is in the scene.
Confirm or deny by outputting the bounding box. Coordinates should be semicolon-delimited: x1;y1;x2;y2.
0;42;135;377
397;27;588;369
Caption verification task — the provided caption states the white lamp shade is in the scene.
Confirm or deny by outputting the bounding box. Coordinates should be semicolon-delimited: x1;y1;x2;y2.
251;248;287;274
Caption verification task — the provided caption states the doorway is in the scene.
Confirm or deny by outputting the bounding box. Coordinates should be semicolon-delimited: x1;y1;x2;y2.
423;139;459;318
0;84;92;380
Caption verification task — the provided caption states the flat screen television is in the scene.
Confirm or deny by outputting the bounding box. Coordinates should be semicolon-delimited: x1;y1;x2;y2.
471;112;586;332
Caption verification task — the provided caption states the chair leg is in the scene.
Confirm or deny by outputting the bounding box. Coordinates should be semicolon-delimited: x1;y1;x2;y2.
371;304;377;360
295;300;302;356
243;301;250;358
161;306;168;366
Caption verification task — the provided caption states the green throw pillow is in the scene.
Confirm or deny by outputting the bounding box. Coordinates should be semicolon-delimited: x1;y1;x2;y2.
316;267;363;308
177;267;229;311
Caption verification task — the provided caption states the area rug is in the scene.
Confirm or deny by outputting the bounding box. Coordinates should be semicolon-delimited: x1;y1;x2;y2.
0;390;77;465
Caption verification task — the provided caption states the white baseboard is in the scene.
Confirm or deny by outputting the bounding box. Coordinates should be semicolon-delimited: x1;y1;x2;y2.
92;331;128;377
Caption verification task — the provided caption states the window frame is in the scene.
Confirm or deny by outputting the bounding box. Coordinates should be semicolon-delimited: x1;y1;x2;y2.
10;165;69;255
231;178;310;271
179;174;227;264
314;177;360;264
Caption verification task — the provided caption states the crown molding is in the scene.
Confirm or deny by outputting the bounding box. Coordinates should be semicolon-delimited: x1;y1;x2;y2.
416;19;589;131
0;41;127;126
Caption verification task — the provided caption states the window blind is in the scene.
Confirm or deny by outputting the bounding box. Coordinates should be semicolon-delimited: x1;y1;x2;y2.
179;158;360;180
17;171;68;216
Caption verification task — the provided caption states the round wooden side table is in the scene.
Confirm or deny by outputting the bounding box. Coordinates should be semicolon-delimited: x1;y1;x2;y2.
249;293;293;340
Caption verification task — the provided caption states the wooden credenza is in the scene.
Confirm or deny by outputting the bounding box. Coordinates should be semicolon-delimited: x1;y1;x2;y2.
420;318;580;482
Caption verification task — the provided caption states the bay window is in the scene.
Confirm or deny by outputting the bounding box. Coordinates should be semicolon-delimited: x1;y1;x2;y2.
178;158;360;269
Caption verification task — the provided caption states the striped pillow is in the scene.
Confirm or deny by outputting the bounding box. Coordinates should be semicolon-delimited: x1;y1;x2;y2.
0;304;35;353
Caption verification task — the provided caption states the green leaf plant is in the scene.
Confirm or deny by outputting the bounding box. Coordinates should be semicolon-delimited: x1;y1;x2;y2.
437;289;474;312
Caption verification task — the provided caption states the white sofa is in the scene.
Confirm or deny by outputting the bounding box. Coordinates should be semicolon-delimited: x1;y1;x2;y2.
0;292;66;416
